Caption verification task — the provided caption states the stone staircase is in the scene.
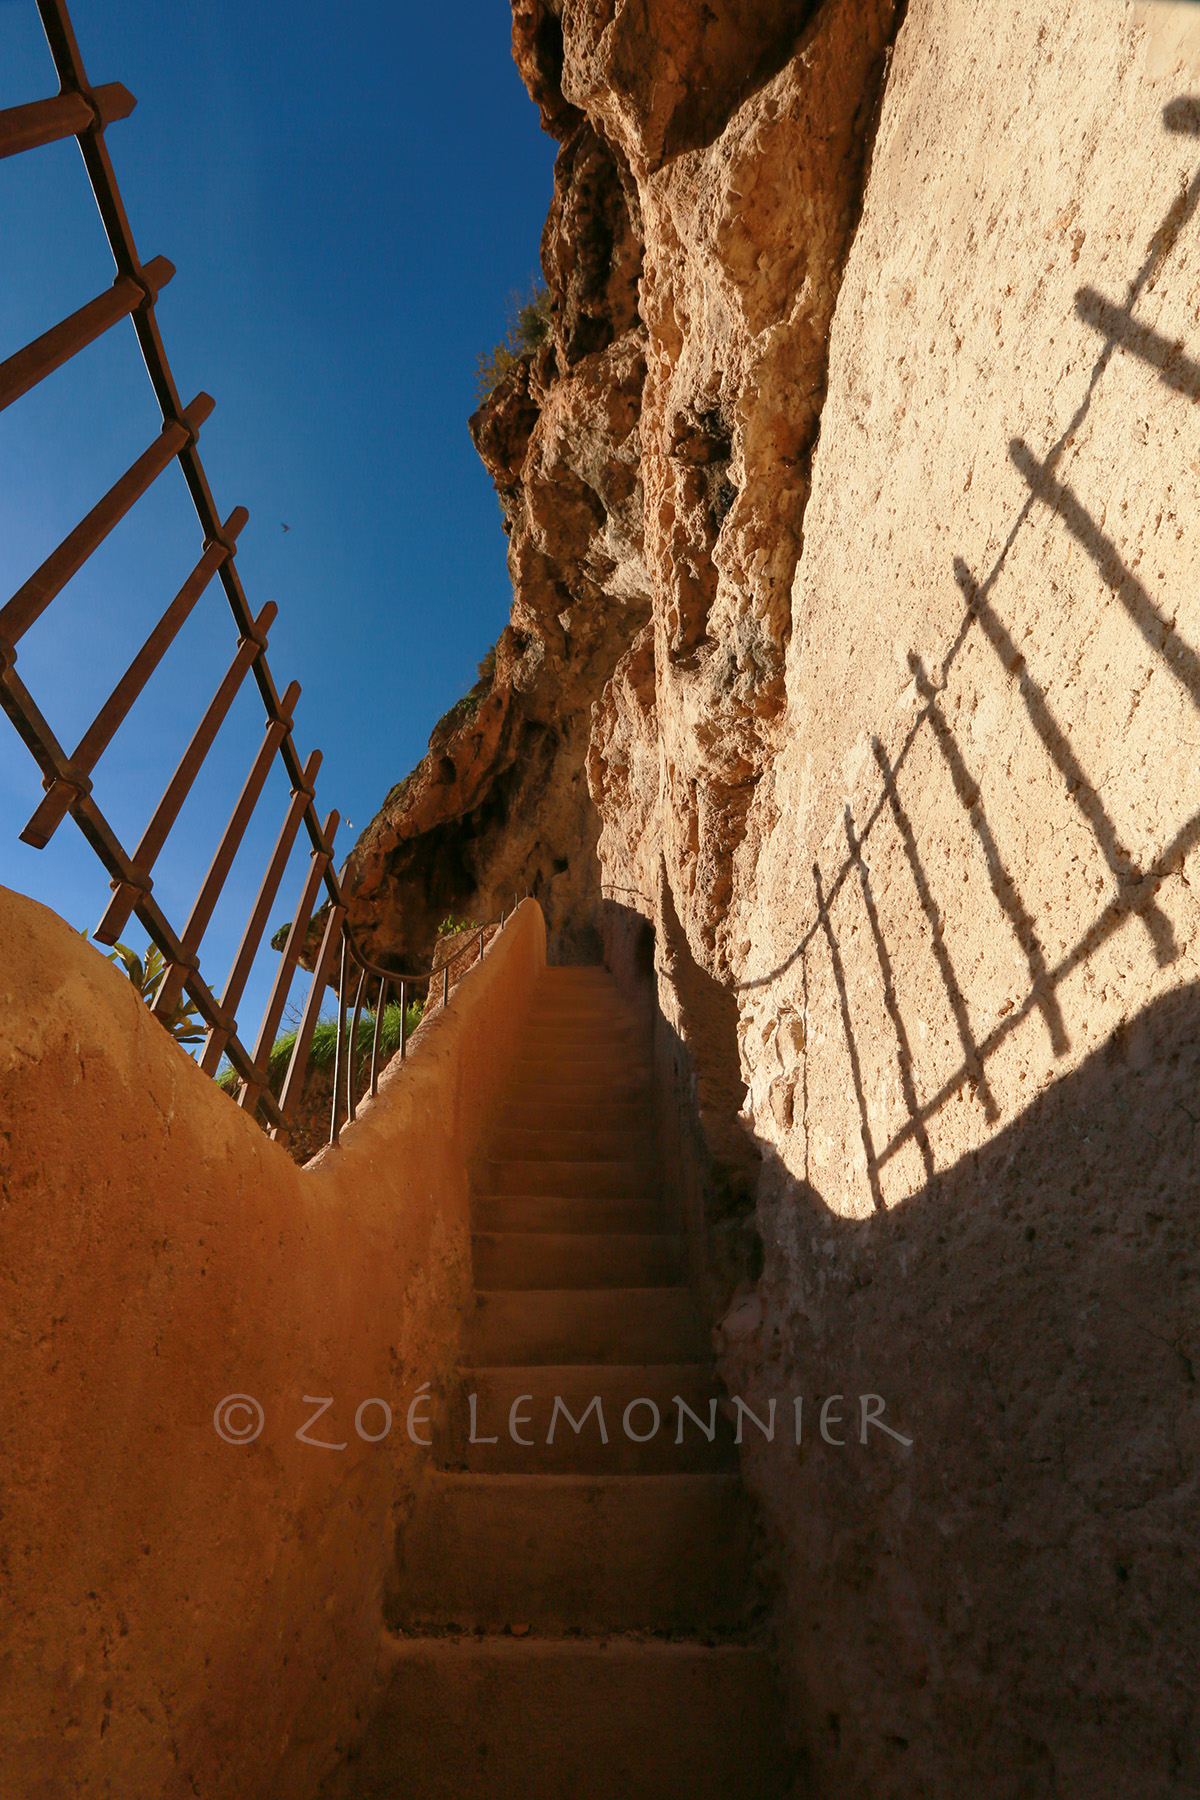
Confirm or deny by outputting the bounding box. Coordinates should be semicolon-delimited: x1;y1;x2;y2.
339;965;791;1798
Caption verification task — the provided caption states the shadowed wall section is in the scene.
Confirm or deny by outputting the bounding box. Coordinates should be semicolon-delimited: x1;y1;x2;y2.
584;0;1200;1790
0;886;545;1799
715;2;1200;1791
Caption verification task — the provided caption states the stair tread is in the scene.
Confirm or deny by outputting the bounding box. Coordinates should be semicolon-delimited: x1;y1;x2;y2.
344;1638;790;1800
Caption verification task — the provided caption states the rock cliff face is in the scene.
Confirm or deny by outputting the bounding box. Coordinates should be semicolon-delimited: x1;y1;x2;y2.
340;72;651;968
351;0;1200;1790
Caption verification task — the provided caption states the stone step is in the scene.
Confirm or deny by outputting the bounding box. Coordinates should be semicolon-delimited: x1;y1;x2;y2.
498;1098;653;1135
489;1125;655;1163
342;1637;791;1800
479;1159;655;1199
520;1009;643;1032
392;1473;751;1632
469;1288;709;1366
472;1194;666;1236
536;966;612;982
518;1029;644;1044
517;1039;651;1065
458;1365;737;1473
511;1048;651;1077
472;1231;682;1290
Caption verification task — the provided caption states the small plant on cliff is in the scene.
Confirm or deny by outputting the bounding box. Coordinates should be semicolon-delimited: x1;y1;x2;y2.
475;282;553;401
437;915;479;937
428;640;500;747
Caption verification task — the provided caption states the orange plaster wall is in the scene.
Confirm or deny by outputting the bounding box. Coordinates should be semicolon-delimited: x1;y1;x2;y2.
0;886;545;1798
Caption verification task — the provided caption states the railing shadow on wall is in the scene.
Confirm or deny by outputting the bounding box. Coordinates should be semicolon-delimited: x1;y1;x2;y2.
0;0;526;1153
739;94;1200;1211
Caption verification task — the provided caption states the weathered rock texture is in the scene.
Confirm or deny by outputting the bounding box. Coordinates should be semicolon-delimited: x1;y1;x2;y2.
581;0;1200;1792
340;83;651;969
703;6;1200;1790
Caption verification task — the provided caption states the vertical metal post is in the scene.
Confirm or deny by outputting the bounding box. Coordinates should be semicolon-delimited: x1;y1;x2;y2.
369;976;387;1097
347;964;367;1124
329;933;349;1147
277;904;344;1129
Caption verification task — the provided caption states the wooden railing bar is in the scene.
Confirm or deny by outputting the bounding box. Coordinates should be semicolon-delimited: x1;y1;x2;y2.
21;515;245;849
240;795;335;1120
94;602;276;945
0;81;134;160
278;903;345;1127
0;256;173;415
197;750;323;1076
4;2;540;1148
150;689;298;1024
0;397;212;648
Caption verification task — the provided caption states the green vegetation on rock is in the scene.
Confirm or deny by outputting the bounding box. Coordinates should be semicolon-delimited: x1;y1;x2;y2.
475;283;552;402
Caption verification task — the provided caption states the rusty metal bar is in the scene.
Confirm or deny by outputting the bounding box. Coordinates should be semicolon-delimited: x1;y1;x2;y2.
329;936;350;1148
0;80;133;159
149;683;298;1023
278;903;345;1126
22;511;246;849
37;773;286;1135
347;964;367;1126
1;0;539;1151
0;396;212;649
27;0;344;960
241;795;335;1122
0;644;83;805
197;746;321;1076
31;0;297;775
0;256;174;415
95;601;276;944
369;976;387;1098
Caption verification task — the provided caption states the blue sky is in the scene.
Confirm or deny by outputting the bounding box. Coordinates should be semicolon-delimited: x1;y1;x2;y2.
0;0;556;1041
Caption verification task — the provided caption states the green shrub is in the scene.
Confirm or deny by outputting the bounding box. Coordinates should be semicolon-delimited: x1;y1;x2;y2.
437;915;479;938
475;283;552;402
103;938;206;1047
428;640;499;748
216;997;425;1097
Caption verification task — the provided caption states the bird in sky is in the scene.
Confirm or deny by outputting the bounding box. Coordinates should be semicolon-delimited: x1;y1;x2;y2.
281;522;290;531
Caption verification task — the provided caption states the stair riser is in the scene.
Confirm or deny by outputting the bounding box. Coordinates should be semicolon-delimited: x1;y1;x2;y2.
509;1066;653;1092
500;1100;651;1130
459;1367;737;1473
489;1128;655;1162
481;1161;656;1199
472;1196;667;1235
344;1641;791;1800
393;1475;751;1632
472;1232;682;1290
470;1289;708;1367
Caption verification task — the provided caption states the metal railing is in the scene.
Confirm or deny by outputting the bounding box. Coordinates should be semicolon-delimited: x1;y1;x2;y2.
323;890;531;1148
0;0;524;1150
